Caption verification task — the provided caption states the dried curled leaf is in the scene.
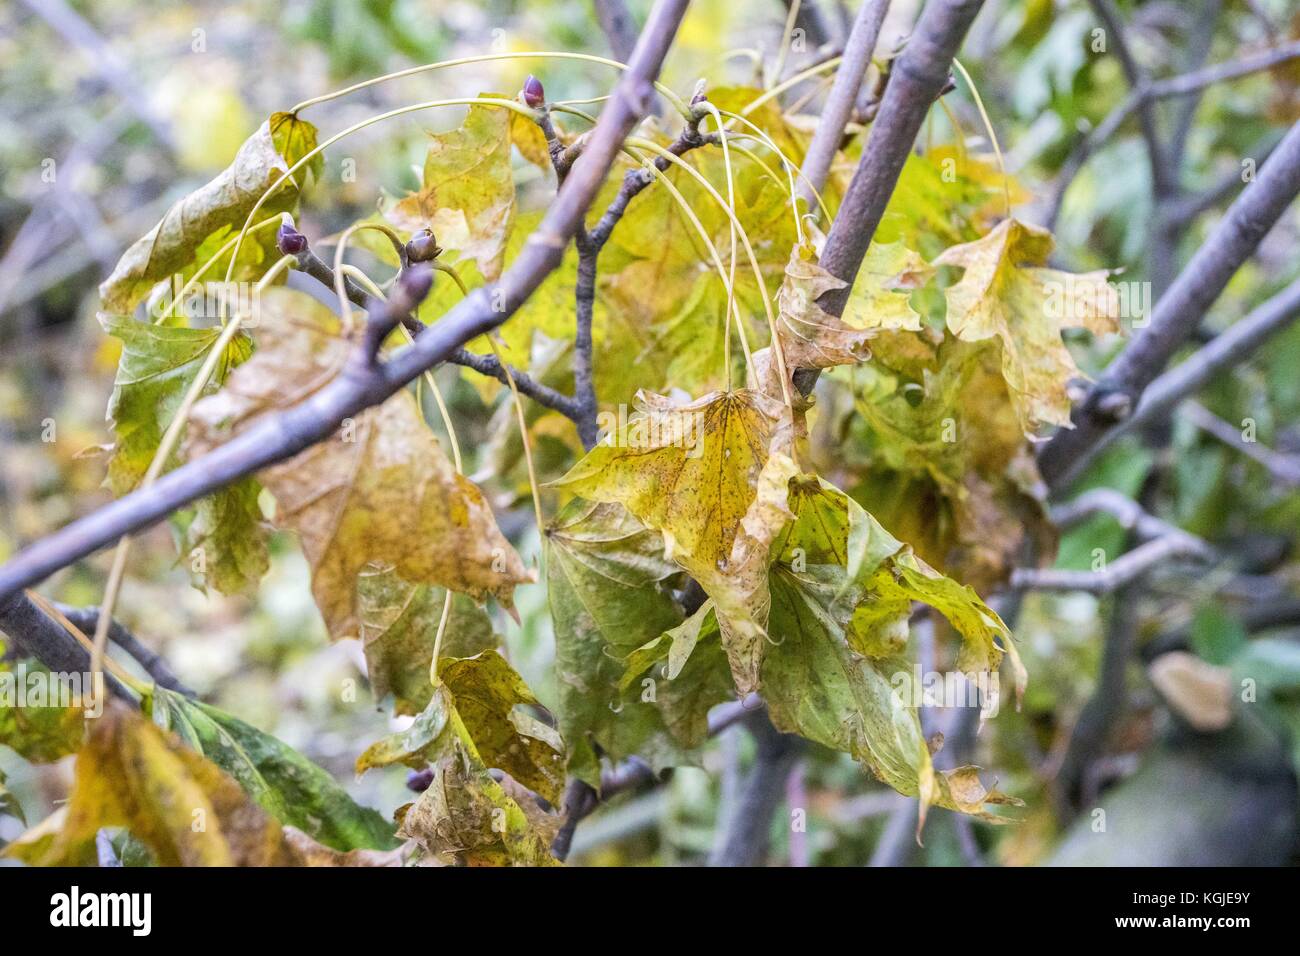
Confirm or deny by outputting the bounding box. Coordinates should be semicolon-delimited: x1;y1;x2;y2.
187;288;532;636
357;650;565;806
773;241;873;373
934;217;1120;434
99;112;320;314
398;739;560;867
553;389;797;693
761;477;1024;825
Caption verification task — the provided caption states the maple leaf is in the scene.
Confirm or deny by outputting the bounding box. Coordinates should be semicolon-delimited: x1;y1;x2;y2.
934;217;1121;435
398;738;561;867
760;475;1024;826
775;475;1025;695
356;650;564;865
552;389;797;692
187;288;533;637
101;314;268;595
356;650;565;806
385;101;519;280
99;112;320;314
358;565;499;717
546;500;733;783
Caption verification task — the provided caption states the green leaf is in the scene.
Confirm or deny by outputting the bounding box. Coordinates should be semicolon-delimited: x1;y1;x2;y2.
359;566;498;717
101;313;268;594
0;653;88;763
99;112;320;314
546;500;730;784
149;688;397;851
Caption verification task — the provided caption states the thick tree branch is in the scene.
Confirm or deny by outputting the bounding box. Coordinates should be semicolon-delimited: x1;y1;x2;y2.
797;0;892;207
287;228;584;419
708;709;804;866
1038;121;1300;492
0;0;692;605
817;0;982;297
789;0;984;396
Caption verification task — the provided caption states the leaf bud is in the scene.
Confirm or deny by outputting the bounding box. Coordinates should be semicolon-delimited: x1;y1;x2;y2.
276;221;309;256
522;75;546;108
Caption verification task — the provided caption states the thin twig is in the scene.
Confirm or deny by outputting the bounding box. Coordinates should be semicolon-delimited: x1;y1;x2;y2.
54;603;195;697
1008;534;1213;594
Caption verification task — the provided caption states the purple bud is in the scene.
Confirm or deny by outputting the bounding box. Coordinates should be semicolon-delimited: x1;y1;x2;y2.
522;74;545;108
406;768;434;792
690;90;708;106
405;228;441;263
397;264;433;303
276;222;308;256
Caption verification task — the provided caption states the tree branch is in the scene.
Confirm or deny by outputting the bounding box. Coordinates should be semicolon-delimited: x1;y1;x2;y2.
551;697;760;860
796;0;892;207
1038;121;1300;492
1085;0;1170;195
0;0;692;605
1008;534;1213;595
54;603;195;697
1045;269;1300;489
593;0;639;63
708;709;804;866
1181;400;1300;486
0;593;131;699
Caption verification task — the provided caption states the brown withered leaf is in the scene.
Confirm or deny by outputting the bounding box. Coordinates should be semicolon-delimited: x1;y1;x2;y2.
187;288;532;638
774;241;874;373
